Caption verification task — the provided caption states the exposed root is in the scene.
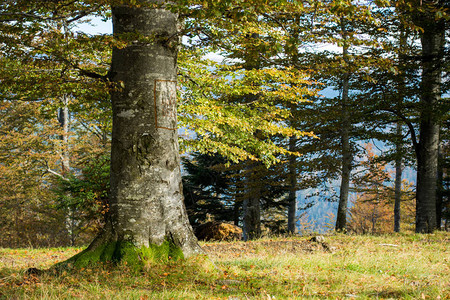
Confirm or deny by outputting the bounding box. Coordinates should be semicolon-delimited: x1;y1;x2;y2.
50;225;207;273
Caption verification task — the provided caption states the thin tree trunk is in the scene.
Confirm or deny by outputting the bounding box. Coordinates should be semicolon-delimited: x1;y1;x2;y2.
58;1;202;269
58;95;75;245
287;15;301;235
394;23;407;233
58;95;70;174
241;32;262;241
233;198;241;226
233;173;242;226
335;30;352;232
242;197;251;240
287;135;297;234
394;123;402;233
336;117;351;232
436;143;443;230
415;5;445;233
242;162;261;240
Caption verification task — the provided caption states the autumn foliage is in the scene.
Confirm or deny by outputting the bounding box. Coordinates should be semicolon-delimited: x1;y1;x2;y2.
0;0;448;249
348;144;415;234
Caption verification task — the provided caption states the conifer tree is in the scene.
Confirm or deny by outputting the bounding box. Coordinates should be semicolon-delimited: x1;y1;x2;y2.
410;0;447;232
182;153;235;225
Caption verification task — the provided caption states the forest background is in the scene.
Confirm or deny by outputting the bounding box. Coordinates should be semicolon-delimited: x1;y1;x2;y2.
0;0;449;248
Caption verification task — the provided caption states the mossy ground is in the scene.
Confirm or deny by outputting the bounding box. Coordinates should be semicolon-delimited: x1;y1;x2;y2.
54;238;185;271
0;232;449;299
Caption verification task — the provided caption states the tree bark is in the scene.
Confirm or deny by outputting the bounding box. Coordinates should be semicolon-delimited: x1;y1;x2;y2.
335;31;352;232
58;95;70;174
233;198;241;226
242;162;261;240
394;123;403;233
241;33;262;241
286;15;300;235
414;3;445;233
59;1;202;269
436;144;443;229
393;23;408;233
335;84;351;232
58;95;76;245
287;135;297;234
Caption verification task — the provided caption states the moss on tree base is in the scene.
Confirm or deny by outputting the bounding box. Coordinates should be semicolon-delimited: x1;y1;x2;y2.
54;237;186;271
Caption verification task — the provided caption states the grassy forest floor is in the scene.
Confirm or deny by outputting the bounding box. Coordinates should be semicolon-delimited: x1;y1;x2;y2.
0;232;449;299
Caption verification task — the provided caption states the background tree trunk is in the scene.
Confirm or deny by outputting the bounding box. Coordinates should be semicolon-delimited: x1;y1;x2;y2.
335;34;352;232
436;144;444;229
242;162;261;241
58;95;70;174
335;85;351;232
286;14;301;235
58;95;76;245
414;3;445;233
394;123;403;233
241;32;262;241
393;24;407;233
287;135;297;234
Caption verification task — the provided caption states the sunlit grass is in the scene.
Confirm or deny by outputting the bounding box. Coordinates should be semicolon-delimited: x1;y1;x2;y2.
0;232;448;299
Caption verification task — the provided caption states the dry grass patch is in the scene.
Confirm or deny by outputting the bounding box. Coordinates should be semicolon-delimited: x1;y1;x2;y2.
0;232;448;299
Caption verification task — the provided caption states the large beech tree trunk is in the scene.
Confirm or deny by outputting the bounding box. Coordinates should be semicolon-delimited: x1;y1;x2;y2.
414;2;445;233
61;2;202;269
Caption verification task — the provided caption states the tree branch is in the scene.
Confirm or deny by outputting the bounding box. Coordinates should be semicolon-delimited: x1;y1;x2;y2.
47;168;69;181
380;108;420;156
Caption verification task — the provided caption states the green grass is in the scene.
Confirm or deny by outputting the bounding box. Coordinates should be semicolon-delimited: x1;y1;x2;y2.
0;232;448;299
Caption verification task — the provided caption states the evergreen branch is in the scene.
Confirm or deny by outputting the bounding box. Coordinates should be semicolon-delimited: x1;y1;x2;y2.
380;108;419;156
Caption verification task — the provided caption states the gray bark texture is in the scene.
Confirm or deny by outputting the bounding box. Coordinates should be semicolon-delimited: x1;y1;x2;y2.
59;2;202;268
108;3;201;256
58;95;76;245
414;3;445;233
58;95;70;174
